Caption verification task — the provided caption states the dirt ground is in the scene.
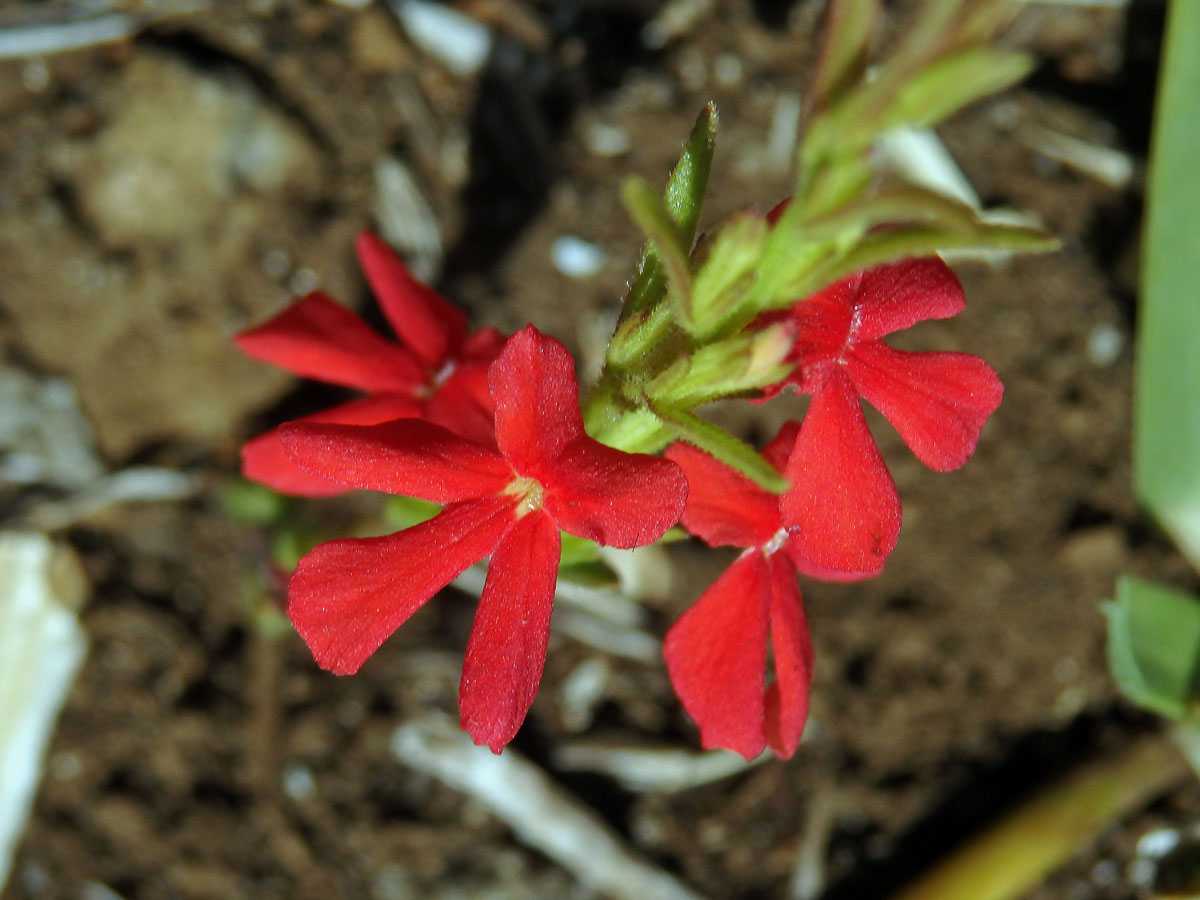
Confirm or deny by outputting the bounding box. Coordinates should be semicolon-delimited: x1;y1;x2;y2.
0;1;1190;898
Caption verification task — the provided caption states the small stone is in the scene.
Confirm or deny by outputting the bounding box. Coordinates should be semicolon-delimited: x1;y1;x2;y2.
550;235;606;278
1086;322;1124;366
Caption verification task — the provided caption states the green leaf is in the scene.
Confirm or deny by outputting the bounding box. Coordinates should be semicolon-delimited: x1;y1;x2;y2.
559;532;602;568
622;177;694;328
1136;0;1200;569
796;219;1056;298
1107;576;1200;719
812;0;880;108
622;104;717;319
882;46;1034;136
222;479;290;526
383;495;441;529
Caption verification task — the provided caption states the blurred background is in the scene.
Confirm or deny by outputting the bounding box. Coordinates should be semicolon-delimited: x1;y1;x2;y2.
0;1;1185;898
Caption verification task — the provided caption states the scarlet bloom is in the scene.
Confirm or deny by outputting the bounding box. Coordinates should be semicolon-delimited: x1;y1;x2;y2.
768;258;1003;579
663;425;814;760
278;326;688;752
235;230;505;496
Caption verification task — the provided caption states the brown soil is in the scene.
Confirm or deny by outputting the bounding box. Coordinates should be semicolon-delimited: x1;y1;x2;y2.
0;1;1187;899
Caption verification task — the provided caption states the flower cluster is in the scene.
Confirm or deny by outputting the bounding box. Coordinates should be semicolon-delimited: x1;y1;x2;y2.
238;230;1000;757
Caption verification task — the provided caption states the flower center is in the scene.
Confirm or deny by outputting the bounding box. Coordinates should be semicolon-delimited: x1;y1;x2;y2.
763;527;789;556
504;476;545;517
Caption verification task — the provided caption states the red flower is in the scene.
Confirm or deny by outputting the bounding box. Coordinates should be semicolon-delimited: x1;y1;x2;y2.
277;326;688;752
769;258;1003;579
663;425;814;760
236;230;505;496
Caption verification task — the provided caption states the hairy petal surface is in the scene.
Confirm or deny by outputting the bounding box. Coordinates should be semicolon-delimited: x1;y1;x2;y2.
543;437;687;548
235;292;423;393
489;326;585;477
781;375;900;580
242;394;424;496
459;511;561;752
763;553;814;759
664;442;779;548
847;343;1003;472
664;551;771;760
355;230;468;368
853;258;966;340
288;495;516;674
279;419;512;502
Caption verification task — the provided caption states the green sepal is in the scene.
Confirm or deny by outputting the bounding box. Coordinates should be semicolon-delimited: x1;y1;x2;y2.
1107;576;1200;720
690;211;769;335
648;324;792;408
649;400;788;494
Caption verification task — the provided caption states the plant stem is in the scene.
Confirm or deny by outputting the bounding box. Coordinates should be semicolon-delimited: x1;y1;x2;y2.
889;734;1188;900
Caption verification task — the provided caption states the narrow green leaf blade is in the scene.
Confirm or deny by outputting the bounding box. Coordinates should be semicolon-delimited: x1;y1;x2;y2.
812;0;880;107
621;177;695;329
1136;0;1200;568
622;104;717;318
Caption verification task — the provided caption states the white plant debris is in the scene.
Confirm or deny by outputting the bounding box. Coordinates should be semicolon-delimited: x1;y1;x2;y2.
0;367;105;491
878;126;981;207
642;0;714;48
1019;123;1135;189
0;1;207;59
372;157;444;283
391;713;707;900
25;467;202;531
877;125;1045;263
0;533;88;892
453;564;661;661
388;0;492;76
557;658;611;732
553;742;763;793
763;93;804;177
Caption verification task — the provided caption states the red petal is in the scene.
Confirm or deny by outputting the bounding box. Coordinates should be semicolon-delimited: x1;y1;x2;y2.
543;437;687;548
763;554;813;759
488;326;586;477
761;421;802;473
459;511;561;752
235;292;424;393
853;258;965;340
288;495;516;674
355;231;468;368
242;394;424;496
847;344;1003;471
426;360;498;448
787;278;859;393
664;552;771;760
664;442;779;548
279;419;512;502
780;375;900;580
